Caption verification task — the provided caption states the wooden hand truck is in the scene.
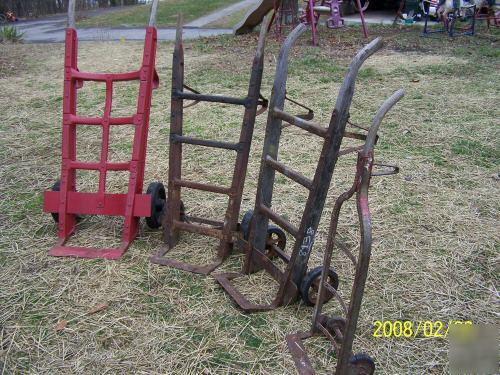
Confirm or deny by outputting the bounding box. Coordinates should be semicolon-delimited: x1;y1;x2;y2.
149;17;271;275
286;89;404;375
43;0;160;259
214;25;386;312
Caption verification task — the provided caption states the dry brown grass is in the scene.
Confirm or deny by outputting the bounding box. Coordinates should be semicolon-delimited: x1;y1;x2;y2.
0;23;499;374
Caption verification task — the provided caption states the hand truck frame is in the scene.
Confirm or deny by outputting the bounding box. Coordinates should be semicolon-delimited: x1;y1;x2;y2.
214;26;385;312
43;0;160;259
286;89;404;375
149;16;271;275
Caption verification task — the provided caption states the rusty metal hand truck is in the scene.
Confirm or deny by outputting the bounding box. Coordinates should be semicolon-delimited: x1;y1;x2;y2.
149;16;271;275
286;89;404;375
214;25;386;312
43;0;160;260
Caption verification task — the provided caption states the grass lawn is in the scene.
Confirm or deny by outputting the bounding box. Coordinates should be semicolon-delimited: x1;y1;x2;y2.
77;0;242;28
0;23;499;373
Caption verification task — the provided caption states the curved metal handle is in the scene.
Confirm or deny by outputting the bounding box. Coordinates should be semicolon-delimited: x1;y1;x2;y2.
363;89;405;154
149;0;160;27
67;0;76;28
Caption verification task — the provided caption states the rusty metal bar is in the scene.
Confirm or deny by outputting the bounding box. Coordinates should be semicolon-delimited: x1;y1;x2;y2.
264;156;313;190
258;204;299;238
172;220;225;240
335;239;357;266
171;135;241;151
173;179;231;195
184;215;223;227
343;131;367;141
172;91;250;107
338;144;364;157
269;243;291;262
273;108;327;137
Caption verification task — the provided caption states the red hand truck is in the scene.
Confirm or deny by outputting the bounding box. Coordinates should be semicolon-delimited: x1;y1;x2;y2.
214;26;385;312
286;89;404;375
43;0;160;260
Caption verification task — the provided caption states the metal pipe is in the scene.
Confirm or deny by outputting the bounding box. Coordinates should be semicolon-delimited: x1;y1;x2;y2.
363;89;405;154
149;0;159;27
67;0;76;28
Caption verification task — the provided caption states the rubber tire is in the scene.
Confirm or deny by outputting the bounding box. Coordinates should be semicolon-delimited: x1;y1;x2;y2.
266;225;286;256
50;180;61;223
146;182;166;229
300;266;339;306
349;353;375;375
240;209;254;240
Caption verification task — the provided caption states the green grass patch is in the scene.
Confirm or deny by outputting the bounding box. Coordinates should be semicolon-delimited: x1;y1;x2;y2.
451;139;499;167
78;0;241;28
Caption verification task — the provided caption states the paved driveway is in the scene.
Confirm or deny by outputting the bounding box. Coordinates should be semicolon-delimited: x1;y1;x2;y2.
15;15;233;43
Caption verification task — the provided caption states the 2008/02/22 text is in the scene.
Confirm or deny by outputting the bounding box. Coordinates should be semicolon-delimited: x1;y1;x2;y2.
372;320;473;339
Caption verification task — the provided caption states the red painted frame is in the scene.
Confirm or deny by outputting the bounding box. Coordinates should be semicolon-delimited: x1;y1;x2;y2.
43;27;159;260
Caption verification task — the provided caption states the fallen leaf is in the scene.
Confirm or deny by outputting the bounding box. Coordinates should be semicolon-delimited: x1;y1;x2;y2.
411;78;420;83
89;303;108;314
55;320;67;332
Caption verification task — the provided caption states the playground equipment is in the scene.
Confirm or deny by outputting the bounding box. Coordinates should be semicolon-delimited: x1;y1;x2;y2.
149;16;270;275
423;0;477;36
214;25;388;312
0;10;18;23
286;89;404;375
475;1;500;28
300;0;369;45
394;0;425;24
43;0;160;259
235;0;368;42
271;0;300;39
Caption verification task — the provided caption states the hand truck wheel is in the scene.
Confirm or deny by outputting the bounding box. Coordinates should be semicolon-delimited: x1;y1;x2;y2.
300;266;339;306
49;180;82;223
265;226;286;257
240;209;254;240
324;316;346;340
348;353;375;375
146;182;167;229
50;180;61;223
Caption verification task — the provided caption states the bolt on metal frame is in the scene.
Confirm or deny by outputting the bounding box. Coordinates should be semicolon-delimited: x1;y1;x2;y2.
150;16;270;275
43;0;160;259
214;26;385;312
286;89;404;375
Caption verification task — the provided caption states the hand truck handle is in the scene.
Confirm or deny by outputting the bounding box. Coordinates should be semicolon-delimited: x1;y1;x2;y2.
67;0;76;28
363;89;405;154
149;0;160;27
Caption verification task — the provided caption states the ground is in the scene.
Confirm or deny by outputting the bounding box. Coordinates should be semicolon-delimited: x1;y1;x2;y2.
77;0;242;28
0;23;499;374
